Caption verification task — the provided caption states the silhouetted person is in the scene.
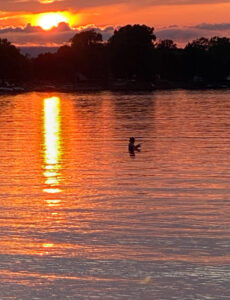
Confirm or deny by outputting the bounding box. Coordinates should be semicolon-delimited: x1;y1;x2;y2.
129;137;141;156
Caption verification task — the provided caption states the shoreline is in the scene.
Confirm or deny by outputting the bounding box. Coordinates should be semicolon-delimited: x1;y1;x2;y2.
1;81;230;95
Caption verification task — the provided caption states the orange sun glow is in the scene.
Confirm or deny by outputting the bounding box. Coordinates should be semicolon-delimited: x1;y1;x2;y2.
35;12;70;30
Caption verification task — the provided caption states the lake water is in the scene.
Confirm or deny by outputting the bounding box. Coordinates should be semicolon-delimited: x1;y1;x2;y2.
0;90;229;299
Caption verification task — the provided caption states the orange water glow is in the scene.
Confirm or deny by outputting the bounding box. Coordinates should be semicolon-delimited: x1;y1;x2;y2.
0;91;230;263
43;96;63;195
0;91;230;299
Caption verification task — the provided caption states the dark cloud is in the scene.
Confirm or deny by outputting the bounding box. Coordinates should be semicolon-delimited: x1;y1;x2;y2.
54;21;71;31
194;22;230;31
0;22;64;34
156;28;199;42
156;23;230;47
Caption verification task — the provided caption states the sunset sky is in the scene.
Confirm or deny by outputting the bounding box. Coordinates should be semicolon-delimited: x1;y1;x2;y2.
1;0;230;47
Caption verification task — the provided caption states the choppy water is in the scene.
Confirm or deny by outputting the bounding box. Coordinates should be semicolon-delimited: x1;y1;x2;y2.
0;90;230;299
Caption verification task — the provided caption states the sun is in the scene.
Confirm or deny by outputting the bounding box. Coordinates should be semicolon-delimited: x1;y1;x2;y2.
35;12;69;30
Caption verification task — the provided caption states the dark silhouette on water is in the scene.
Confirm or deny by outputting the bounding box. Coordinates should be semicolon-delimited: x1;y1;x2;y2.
129;137;141;157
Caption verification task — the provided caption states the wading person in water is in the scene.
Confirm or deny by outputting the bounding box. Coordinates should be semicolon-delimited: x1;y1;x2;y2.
129;137;141;155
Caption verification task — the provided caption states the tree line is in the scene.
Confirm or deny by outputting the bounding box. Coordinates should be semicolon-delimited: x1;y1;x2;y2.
1;24;230;88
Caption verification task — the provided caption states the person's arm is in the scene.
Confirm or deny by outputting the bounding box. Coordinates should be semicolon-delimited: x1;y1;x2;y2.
135;143;141;149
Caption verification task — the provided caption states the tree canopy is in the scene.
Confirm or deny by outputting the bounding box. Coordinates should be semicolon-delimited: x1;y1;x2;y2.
70;30;103;49
108;25;156;80
0;39;28;83
1;24;230;89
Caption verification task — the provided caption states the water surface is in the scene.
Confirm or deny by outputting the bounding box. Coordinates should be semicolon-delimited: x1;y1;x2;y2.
0;90;230;299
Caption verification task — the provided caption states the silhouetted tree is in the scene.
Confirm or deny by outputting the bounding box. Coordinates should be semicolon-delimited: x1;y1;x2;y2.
108;24;156;80
208;37;230;81
155;39;182;81
2;24;230;89
70;30;103;48
55;45;74;81
156;39;177;50
183;36;230;83
183;37;210;80
70;29;107;81
186;37;209;51
33;52;58;81
0;38;28;84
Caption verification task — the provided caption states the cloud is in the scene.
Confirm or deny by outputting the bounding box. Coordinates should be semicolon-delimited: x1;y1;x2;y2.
194;22;230;31
156;23;230;47
0;22;116;46
1;21;230;48
156;28;200;43
0;23;42;33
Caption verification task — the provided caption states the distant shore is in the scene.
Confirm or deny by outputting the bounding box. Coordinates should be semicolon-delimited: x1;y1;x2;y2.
1;80;230;95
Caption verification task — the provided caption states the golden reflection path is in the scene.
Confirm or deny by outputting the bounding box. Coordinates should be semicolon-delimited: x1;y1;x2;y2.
43;96;63;196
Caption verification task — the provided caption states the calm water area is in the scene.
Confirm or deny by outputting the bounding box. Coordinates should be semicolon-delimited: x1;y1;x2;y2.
0;90;230;299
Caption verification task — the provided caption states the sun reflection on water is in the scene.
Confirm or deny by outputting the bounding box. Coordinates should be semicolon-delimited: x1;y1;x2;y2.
43;96;63;196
